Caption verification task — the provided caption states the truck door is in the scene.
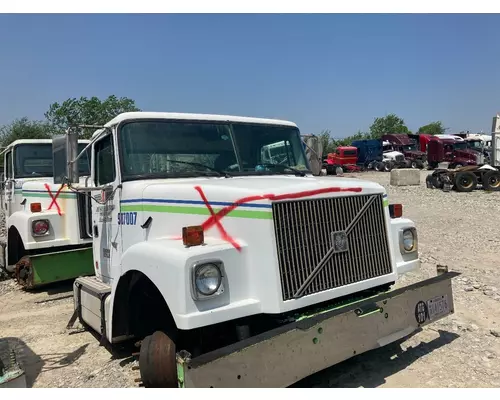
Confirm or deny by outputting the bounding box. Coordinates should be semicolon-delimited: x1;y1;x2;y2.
92;132;122;284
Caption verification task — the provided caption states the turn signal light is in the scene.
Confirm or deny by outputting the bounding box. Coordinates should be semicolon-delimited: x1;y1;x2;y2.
183;225;204;247
389;204;403;218
30;203;42;213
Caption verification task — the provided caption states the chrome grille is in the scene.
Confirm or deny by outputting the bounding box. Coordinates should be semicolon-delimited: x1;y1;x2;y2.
272;194;392;301
396;155;404;162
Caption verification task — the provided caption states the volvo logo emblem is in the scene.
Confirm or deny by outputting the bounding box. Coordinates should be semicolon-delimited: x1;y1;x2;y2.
331;231;348;253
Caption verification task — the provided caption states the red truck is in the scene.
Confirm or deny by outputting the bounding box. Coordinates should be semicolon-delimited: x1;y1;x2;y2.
427;136;479;169
323;146;361;174
408;133;433;153
381;134;427;169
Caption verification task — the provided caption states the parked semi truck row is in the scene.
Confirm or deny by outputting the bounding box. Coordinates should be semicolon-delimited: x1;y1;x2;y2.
425;113;500;192
0;138;96;288
323;139;407;174
15;111;457;388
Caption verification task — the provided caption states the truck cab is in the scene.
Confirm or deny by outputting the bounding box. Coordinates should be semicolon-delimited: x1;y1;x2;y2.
61;112;457;388
0;139;94;285
381;134;427;169
324;146;357;174
427;136;480;169
0;139;91;218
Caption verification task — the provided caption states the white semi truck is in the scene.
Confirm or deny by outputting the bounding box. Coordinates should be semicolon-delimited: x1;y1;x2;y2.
0;138;96;288
42;111;458;388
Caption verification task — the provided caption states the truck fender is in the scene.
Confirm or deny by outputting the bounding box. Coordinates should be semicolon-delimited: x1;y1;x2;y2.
114;239;239;333
389;218;420;276
7;210;64;251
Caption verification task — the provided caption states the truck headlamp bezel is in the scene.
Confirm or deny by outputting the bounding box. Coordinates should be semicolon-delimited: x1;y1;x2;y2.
399;227;418;254
191;260;226;301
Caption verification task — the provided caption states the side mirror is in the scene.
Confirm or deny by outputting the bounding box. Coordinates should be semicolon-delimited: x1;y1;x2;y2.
53;129;80;184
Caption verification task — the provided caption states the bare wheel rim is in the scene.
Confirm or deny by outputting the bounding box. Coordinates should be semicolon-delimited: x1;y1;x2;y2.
488;175;500;188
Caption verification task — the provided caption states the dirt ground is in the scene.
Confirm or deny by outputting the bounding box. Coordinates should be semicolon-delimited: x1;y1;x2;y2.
1;169;500;388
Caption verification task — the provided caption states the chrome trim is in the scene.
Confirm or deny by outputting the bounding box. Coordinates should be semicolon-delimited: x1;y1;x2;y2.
190;259;226;301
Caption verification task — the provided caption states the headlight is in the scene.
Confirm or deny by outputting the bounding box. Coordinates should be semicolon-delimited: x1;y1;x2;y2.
194;263;222;296
403;229;415;251
399;227;418;254
32;219;50;236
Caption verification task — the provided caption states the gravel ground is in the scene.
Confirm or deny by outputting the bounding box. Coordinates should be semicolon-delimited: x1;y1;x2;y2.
1;169;499;387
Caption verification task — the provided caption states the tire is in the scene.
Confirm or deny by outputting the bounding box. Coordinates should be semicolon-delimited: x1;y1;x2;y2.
426;174;434;189
454;171;478;192
415;160;424;169
374;162;384;172
367;161;374;170
482;170;500;191
431;173;445;189
139;331;177;388
411;160;418;169
384;162;394;172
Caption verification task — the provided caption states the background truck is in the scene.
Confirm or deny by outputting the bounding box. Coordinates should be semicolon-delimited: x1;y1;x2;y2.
323;146;359;174
382;141;408;168
381;134;427;169
426;136;480;169
426;113;500;191
351;138;403;171
0;138;95;288
408;133;433;153
59;111;457;388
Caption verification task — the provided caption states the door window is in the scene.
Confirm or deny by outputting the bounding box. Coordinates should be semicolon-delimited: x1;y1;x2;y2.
94;134;116;186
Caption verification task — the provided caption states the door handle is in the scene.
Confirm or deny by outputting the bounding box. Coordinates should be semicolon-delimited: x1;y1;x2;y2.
93;225;99;237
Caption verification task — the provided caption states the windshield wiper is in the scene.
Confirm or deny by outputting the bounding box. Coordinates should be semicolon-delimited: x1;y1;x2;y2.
161;160;232;178
258;163;307;177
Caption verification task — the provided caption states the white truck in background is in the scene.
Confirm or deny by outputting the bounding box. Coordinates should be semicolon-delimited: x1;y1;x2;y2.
45;111;460;388
0;138;96;288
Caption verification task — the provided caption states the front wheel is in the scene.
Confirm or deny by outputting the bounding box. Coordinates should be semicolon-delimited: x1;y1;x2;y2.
139;331;178;388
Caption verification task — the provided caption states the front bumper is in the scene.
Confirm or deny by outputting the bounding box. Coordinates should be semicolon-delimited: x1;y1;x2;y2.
177;270;458;388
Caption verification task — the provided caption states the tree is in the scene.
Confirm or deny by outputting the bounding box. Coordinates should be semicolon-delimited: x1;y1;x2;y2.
0;117;52;147
418;121;446;136
318;129;336;155
0;117;53;164
369;113;410;138
44;95;141;138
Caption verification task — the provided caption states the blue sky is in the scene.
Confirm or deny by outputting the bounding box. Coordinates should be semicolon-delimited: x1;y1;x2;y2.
0;13;499;138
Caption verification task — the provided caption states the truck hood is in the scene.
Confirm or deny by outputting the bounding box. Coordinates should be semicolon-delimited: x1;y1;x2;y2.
454;149;476;159
127;175;386;206
405;150;426;158
383;151;404;158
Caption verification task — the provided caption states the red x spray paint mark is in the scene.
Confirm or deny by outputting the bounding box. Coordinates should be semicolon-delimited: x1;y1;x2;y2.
44;183;66;216
194;186;241;251
193;185;362;250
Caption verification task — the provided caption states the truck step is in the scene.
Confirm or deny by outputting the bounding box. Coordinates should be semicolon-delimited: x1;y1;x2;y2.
75;276;111;295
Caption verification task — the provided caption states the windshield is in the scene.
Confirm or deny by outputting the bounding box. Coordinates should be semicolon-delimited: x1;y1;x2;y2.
453;142;468;151
467;141;482;149
402;144;417;152
14;143;91;178
118;120;309;180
